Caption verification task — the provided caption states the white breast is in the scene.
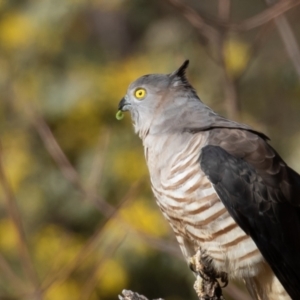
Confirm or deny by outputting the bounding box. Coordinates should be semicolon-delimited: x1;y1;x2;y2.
144;132;264;278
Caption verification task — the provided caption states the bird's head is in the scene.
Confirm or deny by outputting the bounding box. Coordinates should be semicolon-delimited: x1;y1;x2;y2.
117;60;202;137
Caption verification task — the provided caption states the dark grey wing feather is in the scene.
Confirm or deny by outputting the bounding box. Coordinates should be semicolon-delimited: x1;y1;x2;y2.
200;143;300;300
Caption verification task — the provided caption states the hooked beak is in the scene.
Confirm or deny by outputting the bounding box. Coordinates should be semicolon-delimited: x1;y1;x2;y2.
118;97;131;111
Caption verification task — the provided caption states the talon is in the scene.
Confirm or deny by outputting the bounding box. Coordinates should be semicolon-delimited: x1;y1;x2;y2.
190;248;228;299
218;272;228;288
189;257;197;273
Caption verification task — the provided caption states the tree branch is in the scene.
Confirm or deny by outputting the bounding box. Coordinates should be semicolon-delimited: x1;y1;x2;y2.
0;146;42;299
235;0;300;31
165;0;219;44
195;0;300;32
265;0;300;79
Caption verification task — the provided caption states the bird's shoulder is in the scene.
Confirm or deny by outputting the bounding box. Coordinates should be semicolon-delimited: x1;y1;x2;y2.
203;127;300;207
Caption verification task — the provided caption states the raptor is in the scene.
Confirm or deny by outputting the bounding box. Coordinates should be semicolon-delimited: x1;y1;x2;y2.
118;60;300;300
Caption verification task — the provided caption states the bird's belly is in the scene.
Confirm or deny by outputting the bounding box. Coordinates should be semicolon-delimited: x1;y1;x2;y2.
154;178;264;278
148;135;265;278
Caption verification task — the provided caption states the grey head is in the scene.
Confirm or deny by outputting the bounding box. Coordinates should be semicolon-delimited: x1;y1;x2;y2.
118;60;264;139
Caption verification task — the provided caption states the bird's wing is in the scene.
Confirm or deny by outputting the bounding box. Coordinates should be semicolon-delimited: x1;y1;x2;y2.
199;128;300;299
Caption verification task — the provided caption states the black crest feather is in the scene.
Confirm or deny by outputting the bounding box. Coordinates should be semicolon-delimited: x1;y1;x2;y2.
175;59;189;79
170;60;190;83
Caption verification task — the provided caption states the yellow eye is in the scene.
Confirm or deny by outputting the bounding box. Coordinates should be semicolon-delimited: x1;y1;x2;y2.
134;88;146;100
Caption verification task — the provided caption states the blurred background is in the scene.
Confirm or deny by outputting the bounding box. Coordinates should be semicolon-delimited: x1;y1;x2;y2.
0;0;299;299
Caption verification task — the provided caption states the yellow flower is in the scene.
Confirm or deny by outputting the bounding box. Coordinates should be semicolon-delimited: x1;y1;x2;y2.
45;280;81;300
0;219;18;257
0;12;35;49
121;199;169;237
224;38;250;78
97;259;128;297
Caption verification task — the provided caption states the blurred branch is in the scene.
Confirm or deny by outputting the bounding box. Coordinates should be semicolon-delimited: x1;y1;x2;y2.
165;0;219;44
25;105;180;255
36;178;180;296
0;253;28;292
234;0;300;31
190;0;300;31
166;0;300;33
165;0;300;119
26;106;114;217
218;0;231;22
138;234;181;258
86;128;111;191
78;235;126;300
265;0;300;79
166;0;241;119
38;180;139;295
234;22;275;84
33;176;178;298
0;146;42;300
216;0;241;120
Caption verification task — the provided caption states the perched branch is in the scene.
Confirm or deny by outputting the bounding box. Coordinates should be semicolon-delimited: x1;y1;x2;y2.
119;290;161;300
119;248;229;300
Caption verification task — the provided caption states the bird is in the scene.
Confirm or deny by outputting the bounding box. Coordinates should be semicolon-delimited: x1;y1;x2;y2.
117;60;300;300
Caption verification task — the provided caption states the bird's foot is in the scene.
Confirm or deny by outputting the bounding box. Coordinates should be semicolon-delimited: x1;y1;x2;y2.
189;249;228;300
